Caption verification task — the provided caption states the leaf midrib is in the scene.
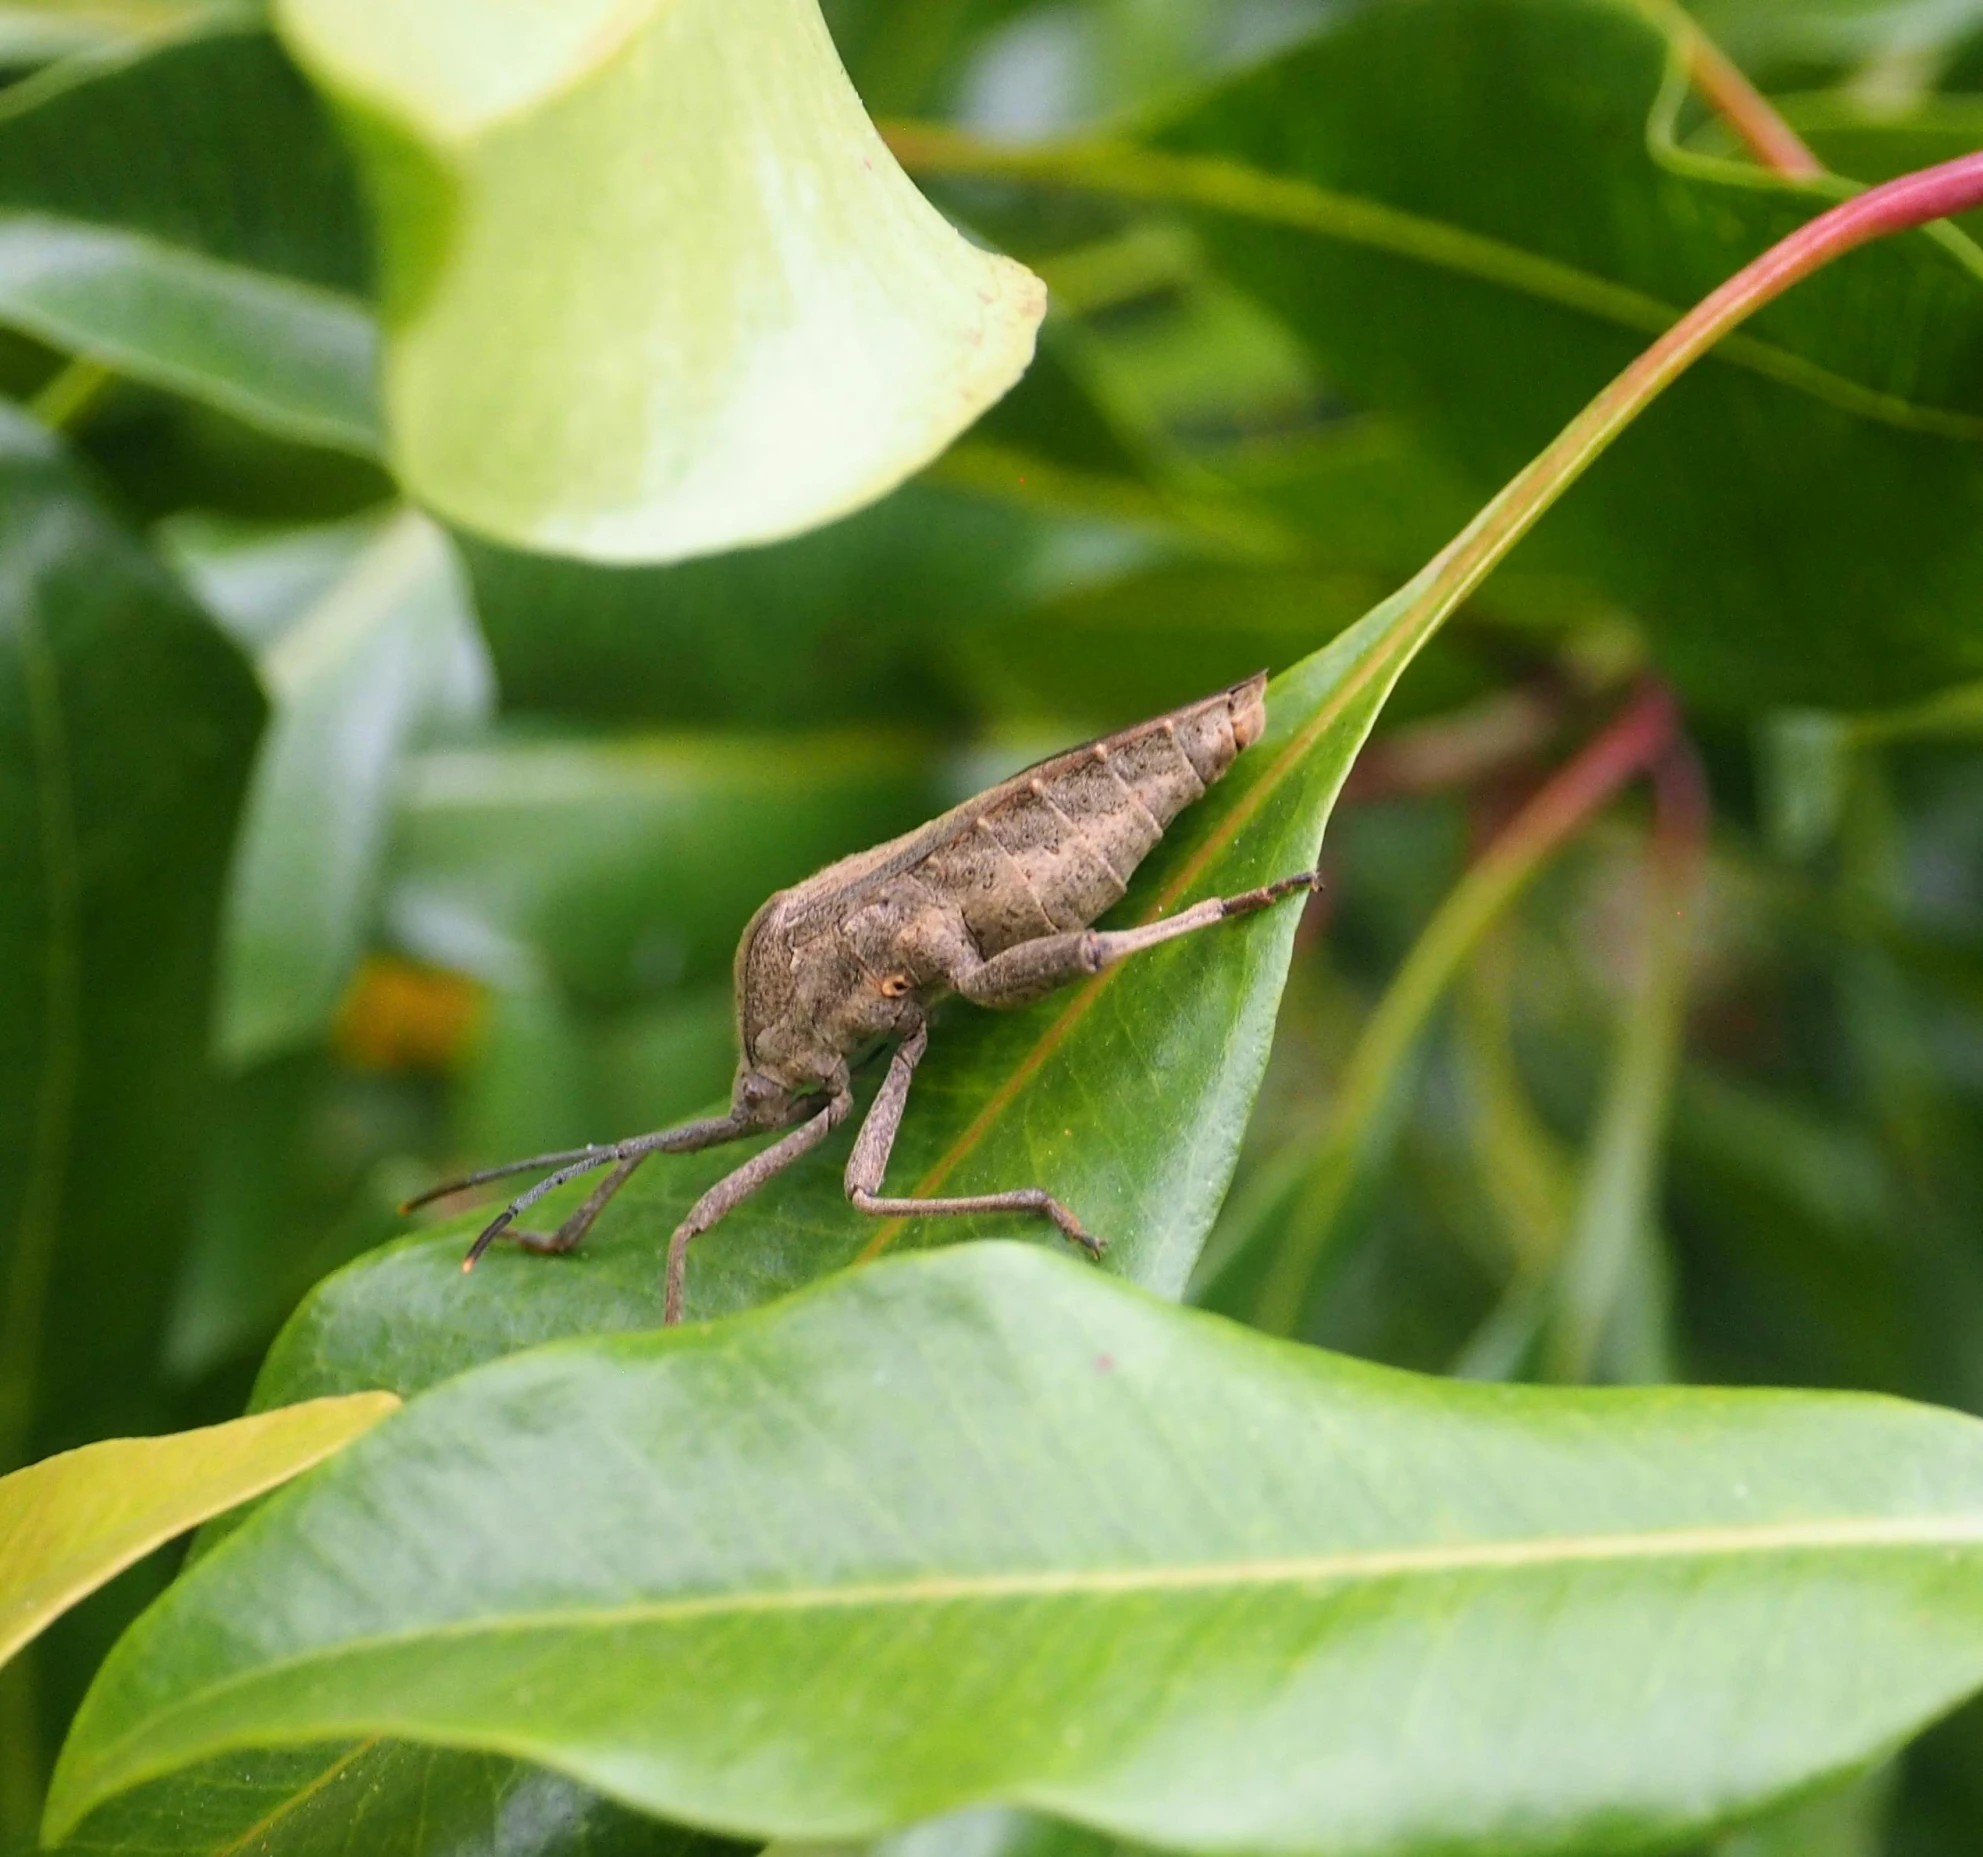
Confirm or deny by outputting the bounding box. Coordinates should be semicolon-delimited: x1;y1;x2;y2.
112;1510;1983;1682
59;1503;1983;1822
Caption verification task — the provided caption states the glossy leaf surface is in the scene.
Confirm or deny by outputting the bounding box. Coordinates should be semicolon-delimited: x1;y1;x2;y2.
52;1743;731;1857
0;1395;396;1670
49;1245;1983;1853
253;568;1441;1399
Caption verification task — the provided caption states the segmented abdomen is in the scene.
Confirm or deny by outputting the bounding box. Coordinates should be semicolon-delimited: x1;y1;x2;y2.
912;672;1267;954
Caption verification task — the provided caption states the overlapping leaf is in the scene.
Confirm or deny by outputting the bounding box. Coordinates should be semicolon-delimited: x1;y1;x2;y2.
188;509;490;1065
0;401;263;1798
47;1246;1983;1853
0;1396;396;1670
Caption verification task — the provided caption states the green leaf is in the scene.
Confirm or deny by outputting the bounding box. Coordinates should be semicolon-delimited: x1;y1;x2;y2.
904;0;1983;709
0;399;263;1474
274;0;1046;561
250;578;1434;1401
50;1742;735;1857
192;509;492;1067
46;1244;1983;1852
0;23;381;449
244;131;1983;1389
0;1394;396;1671
0;399;264;1806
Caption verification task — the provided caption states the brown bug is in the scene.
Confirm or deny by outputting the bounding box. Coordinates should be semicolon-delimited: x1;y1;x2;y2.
406;672;1315;1322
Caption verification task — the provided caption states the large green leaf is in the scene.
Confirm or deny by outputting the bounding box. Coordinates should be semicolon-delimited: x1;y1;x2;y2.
0;399;263;1806
274;0;1045;561
907;0;1983;709
0;23;379;449
47;1244;1983;1853
0;1395;395;1670
0;401;263;1470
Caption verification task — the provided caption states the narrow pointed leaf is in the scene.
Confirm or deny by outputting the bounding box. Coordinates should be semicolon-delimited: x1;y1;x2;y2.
0;401;264;1475
205;509;490;1067
253;572;1439;1401
247;145;1983;1401
45;1246;1983;1853
0;1395;396;1671
274;0;1047;562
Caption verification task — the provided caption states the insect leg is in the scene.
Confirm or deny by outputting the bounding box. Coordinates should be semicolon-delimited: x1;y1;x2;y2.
401;1145;618;1213
665;1093;853;1325
953;868;1319;1009
502;1153;651;1256
844;1023;1103;1260
460;1110;757;1271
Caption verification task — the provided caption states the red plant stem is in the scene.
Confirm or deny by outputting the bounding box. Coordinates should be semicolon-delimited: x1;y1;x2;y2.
1417;151;1983;633
1683;30;1823;180
1651;736;1712;880
1478;684;1679;877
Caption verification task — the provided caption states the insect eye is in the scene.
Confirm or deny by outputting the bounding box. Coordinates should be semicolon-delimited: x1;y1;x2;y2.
879;972;914;999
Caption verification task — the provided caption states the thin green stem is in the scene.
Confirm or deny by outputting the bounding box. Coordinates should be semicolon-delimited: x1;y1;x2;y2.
1631;0;1823;179
1545;743;1707;1382
28;357;114;434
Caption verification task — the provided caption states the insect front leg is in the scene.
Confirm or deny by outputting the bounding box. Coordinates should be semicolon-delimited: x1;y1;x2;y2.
665;1091;853;1324
952;867;1320;1009
503;1154;650;1255
436;1109;762;1272
843;1023;1103;1259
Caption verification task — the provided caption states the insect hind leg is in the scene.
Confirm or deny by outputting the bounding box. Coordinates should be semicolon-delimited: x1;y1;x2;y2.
952;867;1319;1009
843;1024;1103;1258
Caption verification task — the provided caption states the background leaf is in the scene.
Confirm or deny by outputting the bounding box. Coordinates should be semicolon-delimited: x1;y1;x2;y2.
181;509;491;1067
0;22;379;449
0;398;262;1818
274;0;1046;561
905;0;1983;708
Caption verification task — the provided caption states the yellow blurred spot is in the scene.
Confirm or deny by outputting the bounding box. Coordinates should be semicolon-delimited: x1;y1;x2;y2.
333;956;485;1073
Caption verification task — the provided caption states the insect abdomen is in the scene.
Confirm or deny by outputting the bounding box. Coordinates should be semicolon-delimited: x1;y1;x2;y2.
916;673;1268;952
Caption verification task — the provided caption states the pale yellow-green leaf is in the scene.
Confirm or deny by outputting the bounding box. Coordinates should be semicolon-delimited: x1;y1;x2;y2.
0;1393;398;1671
275;0;1046;563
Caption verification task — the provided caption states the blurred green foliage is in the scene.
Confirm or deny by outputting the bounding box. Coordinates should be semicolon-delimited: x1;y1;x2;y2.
0;1;1981;1854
